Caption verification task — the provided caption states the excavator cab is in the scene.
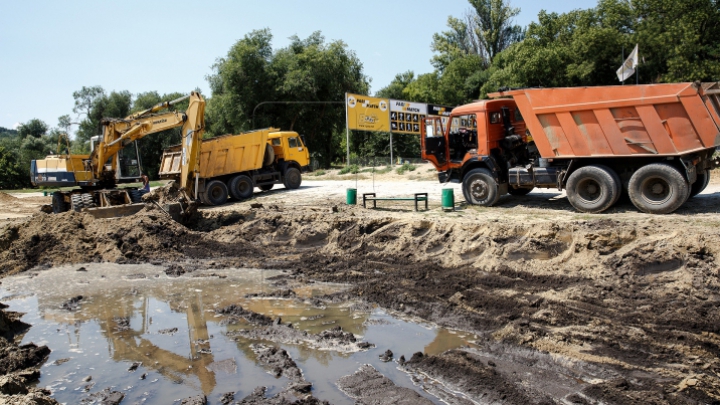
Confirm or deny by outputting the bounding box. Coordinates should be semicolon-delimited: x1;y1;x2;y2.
90;135;143;184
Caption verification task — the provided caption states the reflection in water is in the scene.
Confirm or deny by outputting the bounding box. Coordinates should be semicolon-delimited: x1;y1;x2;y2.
0;263;479;405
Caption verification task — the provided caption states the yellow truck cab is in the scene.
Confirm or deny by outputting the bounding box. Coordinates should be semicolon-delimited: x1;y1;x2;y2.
268;131;311;172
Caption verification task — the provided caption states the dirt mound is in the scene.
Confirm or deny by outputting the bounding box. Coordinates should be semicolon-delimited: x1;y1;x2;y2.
0;192;18;202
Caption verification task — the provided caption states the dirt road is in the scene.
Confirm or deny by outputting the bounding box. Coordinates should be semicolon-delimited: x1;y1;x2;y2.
1;166;720;403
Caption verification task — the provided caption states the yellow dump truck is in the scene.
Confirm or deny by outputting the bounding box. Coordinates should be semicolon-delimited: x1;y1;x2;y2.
158;127;310;205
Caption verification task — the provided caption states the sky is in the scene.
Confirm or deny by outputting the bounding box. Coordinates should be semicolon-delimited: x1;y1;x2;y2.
0;0;598;133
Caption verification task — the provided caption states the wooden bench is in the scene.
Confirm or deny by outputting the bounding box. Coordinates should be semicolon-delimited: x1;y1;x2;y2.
362;193;428;211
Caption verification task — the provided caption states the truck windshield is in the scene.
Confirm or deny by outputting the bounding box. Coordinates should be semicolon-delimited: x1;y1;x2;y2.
451;115;477;133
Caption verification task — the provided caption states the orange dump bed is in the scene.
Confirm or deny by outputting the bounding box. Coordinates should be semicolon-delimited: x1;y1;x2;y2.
492;82;720;158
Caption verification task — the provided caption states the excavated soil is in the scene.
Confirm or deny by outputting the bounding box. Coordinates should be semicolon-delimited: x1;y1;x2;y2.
2;175;720;403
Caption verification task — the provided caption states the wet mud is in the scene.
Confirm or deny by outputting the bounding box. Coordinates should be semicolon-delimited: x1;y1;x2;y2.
1;201;720;402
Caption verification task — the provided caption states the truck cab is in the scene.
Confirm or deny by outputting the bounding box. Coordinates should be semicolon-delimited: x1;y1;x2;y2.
422;99;529;181
268;131;311;172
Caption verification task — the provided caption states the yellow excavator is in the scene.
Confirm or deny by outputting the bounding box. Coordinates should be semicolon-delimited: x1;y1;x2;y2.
31;92;205;218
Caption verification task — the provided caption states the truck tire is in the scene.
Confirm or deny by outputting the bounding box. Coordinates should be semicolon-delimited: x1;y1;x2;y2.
689;169;710;198
566;165;620;213
463;168;500;206
628;163;689;214
508;187;533;196
204;180;228;206
81;193;97;208
229;174;254;200
71;194;84;212
263;144;275;167
283;167;302;189
52;192;69;213
259;184;274;191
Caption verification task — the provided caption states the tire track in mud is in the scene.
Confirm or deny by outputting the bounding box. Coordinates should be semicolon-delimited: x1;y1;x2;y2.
1;206;720;402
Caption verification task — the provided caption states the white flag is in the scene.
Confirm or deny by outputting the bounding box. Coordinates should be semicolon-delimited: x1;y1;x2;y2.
616;44;639;82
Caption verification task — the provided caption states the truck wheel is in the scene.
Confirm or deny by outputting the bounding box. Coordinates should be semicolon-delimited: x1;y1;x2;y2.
204;180;228;206
229;175;254;200
81;193;97;208
689;169;710;198
52;192;69;213
463;168;500;206
259;184;274;191
628;163;689;214
508;187;533;196
566;165;620;213
283;167;302;189
71;194;84;212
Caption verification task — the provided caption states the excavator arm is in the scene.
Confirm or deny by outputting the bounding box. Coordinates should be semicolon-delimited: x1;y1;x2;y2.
90;92;205;195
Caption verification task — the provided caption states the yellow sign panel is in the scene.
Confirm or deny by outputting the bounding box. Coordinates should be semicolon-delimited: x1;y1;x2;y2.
346;93;390;132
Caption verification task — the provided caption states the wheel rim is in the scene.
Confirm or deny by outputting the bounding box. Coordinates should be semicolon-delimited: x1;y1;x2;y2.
238;182;249;194
469;179;489;201
576;178;602;204
211;187;223;199
640;176;672;205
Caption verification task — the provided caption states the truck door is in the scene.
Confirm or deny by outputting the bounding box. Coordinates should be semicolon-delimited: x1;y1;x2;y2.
284;135;306;165
421;117;448;169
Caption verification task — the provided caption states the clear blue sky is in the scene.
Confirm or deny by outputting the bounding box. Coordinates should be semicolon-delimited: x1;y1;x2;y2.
0;0;598;132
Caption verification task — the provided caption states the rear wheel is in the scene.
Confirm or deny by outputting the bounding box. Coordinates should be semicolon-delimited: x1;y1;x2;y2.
462;168;500;206
71;194;84;212
204;180;228;206
229;175;254;200
508;187;533;196
259;184;274;192
565;165;620;213
689;169;710;198
283;167;302;189
81;193;96;208
628;163;689;214
52;192;69;213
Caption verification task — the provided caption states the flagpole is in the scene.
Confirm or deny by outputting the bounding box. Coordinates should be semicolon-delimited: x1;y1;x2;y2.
621;46;625;85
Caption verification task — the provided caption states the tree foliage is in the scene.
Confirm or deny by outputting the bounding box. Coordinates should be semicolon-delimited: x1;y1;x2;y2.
73;87;132;152
0;145;25;189
17;118;48;139
206;29;369;167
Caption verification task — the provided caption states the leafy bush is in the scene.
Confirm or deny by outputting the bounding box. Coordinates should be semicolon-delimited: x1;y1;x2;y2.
339;164;359;175
313;170;327;176
396;162;417;175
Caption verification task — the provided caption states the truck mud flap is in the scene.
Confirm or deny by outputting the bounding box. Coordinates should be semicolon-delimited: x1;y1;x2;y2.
83;203;146;219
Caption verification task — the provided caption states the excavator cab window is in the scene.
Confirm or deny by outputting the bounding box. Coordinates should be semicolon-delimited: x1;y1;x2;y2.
116;141;142;182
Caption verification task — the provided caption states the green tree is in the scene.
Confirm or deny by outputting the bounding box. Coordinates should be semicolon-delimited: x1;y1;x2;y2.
73;88;132;152
207;29;369;167
0;145;25;189
17;118;48;139
469;0;523;61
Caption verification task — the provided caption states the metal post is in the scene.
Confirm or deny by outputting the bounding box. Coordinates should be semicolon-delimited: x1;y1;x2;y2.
390;132;393;166
345;92;350;166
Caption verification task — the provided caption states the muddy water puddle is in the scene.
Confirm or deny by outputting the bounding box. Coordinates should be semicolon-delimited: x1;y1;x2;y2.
0;263;478;404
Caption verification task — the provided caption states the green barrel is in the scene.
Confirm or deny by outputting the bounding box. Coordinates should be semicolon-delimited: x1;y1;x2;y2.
346;188;357;205
441;188;454;211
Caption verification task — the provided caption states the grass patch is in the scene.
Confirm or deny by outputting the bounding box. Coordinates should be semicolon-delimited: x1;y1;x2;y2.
313;170;327;176
339;164;360;175
396;162;417;175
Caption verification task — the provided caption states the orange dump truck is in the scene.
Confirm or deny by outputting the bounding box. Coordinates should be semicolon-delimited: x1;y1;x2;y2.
422;82;720;214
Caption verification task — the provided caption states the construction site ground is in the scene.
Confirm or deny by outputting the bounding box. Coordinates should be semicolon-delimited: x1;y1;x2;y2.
1;162;720;404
